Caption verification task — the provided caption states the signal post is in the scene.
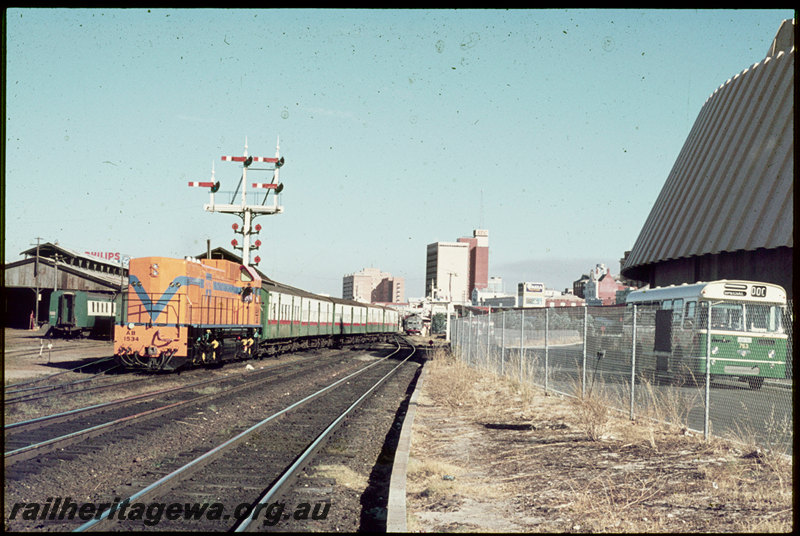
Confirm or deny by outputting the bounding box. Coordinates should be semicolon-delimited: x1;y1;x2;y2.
189;138;285;267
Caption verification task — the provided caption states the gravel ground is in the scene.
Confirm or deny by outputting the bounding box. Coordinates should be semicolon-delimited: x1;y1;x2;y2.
3;329;425;532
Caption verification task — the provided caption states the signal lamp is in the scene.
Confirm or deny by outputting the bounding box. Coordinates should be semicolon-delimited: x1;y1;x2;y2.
244;156;253;167
254;256;261;264
231;239;238;247
275;156;285;168
210;181;220;193
232;223;239;231
254;224;262;232
275;183;284;194
255;240;262;247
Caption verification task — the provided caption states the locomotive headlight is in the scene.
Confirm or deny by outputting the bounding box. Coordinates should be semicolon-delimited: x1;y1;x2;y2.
711;346;719;355
128;322;135;330
768;349;776;359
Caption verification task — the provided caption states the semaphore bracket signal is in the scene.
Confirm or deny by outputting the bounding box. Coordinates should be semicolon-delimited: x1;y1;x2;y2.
188;137;285;267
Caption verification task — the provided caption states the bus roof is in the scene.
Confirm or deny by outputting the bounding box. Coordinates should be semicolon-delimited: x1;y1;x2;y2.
625;280;786;305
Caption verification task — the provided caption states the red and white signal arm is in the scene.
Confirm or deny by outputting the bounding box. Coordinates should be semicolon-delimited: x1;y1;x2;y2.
221;156;280;163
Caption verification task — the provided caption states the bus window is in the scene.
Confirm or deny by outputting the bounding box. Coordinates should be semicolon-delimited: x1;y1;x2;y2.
745;304;784;333
672;298;684;323
711;303;743;331
683;301;696;329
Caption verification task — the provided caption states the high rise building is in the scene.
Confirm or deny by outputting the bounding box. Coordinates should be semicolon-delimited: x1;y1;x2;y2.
457;229;489;297
425;242;470;303
342;267;405;303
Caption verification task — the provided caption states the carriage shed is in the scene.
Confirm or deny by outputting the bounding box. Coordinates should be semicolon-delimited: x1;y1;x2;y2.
621;20;794;298
2;242;127;329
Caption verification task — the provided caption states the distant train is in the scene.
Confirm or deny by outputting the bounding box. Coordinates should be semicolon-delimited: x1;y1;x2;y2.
403;314;423;335
47;290;122;338
114;256;401;371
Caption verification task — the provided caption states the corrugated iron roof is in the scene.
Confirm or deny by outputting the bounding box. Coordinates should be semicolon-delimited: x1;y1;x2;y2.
622;20;794;276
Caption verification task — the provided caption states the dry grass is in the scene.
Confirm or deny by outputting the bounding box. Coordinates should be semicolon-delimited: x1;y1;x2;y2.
407;345;793;533
311;463;368;491
569;375;615;441
637;373;701;431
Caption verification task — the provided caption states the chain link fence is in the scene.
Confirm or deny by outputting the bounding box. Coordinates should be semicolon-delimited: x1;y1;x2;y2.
450;300;793;454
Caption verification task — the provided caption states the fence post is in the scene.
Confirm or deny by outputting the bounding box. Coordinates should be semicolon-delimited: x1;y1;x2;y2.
630;304;637;420
520;309;525;381
487;308;492;371
453;316;459;357
460;316;464;362
704;303;712;440
468;312;473;366
582;306;588;398
501;311;506;376
544;307;550;393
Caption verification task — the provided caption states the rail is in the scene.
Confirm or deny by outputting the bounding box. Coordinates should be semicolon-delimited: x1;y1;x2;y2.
75;340;413;532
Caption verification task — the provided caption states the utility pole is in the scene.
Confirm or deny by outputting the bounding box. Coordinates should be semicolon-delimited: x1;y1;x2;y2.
31;237;43;327
446;271;458;342
53;253;61;292
189;138;285;267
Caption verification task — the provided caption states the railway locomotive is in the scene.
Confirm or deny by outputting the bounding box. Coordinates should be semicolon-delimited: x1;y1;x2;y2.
114;256;401;371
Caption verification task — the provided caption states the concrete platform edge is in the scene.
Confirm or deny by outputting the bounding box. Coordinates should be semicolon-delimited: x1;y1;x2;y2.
386;358;429;532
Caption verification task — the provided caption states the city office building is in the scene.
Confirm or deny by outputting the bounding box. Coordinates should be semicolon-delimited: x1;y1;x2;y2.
425;242;470;304
518;282;546;307
457;229;489;297
342;267;405;303
487;276;504;294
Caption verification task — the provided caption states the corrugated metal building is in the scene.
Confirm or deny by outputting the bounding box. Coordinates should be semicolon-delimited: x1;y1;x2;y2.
621;19;794;297
3;242;128;328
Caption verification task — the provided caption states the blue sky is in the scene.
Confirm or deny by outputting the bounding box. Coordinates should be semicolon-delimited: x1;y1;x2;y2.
4;8;794;298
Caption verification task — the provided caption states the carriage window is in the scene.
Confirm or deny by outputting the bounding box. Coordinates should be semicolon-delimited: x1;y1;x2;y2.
240;268;253;282
661;300;672;310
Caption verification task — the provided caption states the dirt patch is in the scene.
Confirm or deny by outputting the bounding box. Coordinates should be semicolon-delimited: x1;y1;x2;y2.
406;351;793;532
3;328;114;382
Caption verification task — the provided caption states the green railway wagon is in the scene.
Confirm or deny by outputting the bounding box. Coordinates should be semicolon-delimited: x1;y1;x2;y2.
48;290;122;338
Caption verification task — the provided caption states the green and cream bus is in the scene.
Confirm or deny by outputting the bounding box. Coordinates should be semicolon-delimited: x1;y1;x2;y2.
625;280;788;390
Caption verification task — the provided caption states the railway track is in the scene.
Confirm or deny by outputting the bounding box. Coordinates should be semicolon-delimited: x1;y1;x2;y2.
77;338;417;531
3;351;350;466
6;338;416;530
5;341;420;531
